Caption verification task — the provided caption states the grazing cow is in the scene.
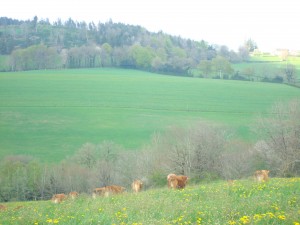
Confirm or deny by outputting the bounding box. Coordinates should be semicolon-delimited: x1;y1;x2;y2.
93;185;125;198
69;191;79;199
167;173;177;188
227;179;236;186
131;179;143;193
254;170;270;182
51;193;67;203
0;204;7;211
93;187;106;198
167;173;188;189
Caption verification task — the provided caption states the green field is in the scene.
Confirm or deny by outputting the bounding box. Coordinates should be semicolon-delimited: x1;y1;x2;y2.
0;178;299;224
232;55;300;81
1;68;300;162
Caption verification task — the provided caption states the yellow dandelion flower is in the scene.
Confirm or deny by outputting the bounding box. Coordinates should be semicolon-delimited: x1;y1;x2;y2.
278;215;286;220
197;217;202;225
293;222;300;225
228;220;236;225
239;216;250;224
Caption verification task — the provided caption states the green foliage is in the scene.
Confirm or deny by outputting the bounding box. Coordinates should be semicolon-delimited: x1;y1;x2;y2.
211;56;233;77
0;55;10;71
0;156;44;201
149;171;166;187
10;44;62;71
1;68;300;162
0;178;299;224
244;38;258;52
130;44;155;69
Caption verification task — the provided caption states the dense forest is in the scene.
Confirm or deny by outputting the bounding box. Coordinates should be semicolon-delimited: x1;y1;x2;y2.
0;16;251;75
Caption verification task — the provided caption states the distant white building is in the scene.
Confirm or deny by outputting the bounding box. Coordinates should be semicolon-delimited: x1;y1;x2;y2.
273;48;289;56
289;50;300;56
273;48;300;57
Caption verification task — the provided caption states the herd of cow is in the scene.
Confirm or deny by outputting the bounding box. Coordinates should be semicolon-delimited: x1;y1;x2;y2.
50;170;270;204
0;170;270;210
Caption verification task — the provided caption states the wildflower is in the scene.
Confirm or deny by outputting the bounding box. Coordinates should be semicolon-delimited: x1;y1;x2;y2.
253;214;263;221
293;222;300;225
197;217;202;224
239;216;250;224
228;221;236;225
278;215;286;220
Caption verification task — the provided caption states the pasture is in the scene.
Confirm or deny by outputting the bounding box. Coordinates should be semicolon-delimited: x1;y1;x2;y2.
1;68;300;161
0;178;299;224
232;55;300;81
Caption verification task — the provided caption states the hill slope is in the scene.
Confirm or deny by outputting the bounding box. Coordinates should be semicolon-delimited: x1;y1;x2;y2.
1;68;300;161
1;178;299;224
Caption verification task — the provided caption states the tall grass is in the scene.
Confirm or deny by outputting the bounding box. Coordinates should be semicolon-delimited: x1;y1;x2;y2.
1;178;299;224
1;68;300;161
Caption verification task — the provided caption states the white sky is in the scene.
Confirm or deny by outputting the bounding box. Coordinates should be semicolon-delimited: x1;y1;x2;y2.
1;0;299;51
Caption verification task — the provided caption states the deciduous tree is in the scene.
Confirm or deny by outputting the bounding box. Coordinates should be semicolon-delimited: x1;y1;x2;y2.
254;100;300;176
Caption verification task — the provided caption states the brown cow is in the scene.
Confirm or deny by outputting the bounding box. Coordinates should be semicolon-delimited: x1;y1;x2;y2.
131;179;143;193
254;170;270;182
69;191;79;199
0;204;7;211
93;187;106;198
51;193;67;203
167;173;188;189
227;179;236;186
167;173;177;188
93;185;125;198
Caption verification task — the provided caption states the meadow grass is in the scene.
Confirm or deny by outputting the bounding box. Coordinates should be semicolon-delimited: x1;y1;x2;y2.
0;178;299;224
1;68;300;161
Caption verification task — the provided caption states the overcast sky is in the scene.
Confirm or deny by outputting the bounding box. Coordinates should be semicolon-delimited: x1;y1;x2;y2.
1;0;299;51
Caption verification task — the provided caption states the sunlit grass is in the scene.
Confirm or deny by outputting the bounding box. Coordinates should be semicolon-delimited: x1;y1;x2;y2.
1;178;299;224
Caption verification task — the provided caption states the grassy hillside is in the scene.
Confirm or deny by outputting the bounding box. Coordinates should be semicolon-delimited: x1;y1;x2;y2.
0;178;299;224
1;68;300;161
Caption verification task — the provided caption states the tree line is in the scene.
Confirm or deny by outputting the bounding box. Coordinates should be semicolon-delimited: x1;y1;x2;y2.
0;100;299;202
0;16;252;75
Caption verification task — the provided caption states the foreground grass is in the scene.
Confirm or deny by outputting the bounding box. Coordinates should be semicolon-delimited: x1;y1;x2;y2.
1;68;300;162
1;178;299;224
